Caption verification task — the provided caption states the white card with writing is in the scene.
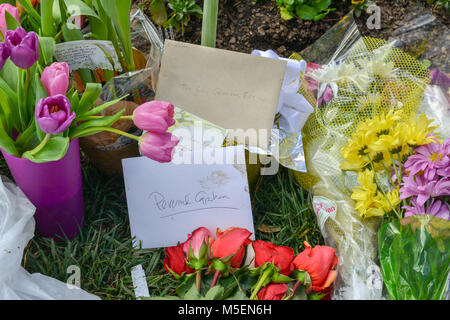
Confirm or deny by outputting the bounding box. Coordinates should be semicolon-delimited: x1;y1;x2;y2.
54;40;123;72
122;146;255;249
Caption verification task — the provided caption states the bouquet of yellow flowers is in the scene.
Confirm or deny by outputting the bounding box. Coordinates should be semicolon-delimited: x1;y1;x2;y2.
297;35;449;299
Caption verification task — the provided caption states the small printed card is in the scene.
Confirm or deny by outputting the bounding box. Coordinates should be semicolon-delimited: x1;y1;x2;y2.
122;146;255;249
54;40;123;72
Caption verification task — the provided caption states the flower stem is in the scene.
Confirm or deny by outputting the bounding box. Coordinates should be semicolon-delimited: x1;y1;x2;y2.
249;268;272;300
196;271;202;293
92;127;141;142
210;270;221;288
368;156;402;220
284;280;302;300
24;133;51;157
81;115;133;121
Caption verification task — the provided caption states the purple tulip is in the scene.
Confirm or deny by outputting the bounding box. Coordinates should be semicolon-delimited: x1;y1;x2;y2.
35;95;76;135
0;41;11;71
5;27;39;69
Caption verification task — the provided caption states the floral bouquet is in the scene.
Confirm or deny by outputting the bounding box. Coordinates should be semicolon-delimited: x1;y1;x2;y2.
341;110;449;299
296;36;446;299
148;227;339;300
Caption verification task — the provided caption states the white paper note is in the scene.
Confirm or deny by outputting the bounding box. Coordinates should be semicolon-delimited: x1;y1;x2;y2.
122;146;255;249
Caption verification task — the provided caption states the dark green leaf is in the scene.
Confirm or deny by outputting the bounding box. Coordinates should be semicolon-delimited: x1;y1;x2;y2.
296;5;317;20
149;0;168;26
78;83;102;116
22;136;69;163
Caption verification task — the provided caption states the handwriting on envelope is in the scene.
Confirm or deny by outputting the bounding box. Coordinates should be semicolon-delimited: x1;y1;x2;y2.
122;146;255;249
155;40;287;151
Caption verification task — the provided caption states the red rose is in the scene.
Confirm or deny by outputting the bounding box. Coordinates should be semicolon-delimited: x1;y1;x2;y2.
211;227;252;268
293;241;338;292
163;244;194;276
253;240;295;275
257;283;288;300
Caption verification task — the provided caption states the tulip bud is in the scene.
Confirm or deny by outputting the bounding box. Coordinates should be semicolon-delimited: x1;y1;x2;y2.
41;62;70;96
133;101;176;133
0;3;20;36
5;27;39;69
139;132;179;163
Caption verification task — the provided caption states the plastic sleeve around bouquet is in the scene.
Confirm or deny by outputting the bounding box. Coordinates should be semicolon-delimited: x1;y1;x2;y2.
378;215;450;300
298;31;431;298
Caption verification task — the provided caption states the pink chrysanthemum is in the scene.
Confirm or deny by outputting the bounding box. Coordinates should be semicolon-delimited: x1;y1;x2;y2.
404;138;449;181
403;198;449;220
399;175;450;206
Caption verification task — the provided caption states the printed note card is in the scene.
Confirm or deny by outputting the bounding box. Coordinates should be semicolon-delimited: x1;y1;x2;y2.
122;146;255;249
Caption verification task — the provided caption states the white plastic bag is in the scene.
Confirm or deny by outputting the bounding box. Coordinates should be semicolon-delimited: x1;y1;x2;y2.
0;177;99;300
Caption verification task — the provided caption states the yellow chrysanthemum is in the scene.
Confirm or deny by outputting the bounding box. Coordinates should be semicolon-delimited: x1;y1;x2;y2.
340;130;377;171
398;113;438;147
374;188;401;213
351;170;383;217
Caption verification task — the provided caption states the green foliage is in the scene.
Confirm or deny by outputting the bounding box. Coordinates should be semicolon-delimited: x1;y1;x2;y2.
378;216;450;300
148;0;202;34
273;0;335;22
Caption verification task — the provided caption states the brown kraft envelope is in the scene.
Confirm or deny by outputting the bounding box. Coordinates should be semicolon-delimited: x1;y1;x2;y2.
155;40;287;150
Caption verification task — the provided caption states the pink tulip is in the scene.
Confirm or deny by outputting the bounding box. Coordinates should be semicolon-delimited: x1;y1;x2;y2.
133;101;176;133
182;227;213;259
139;132;179;163
0;4;20;37
41;62;70;96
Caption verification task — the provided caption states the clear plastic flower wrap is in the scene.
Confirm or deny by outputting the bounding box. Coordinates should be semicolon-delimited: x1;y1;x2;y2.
295;32;433;299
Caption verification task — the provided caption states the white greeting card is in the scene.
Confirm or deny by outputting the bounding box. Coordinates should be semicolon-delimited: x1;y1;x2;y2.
122;146;255;249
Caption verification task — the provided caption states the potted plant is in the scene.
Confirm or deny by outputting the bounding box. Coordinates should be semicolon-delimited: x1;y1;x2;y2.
0;19;178;239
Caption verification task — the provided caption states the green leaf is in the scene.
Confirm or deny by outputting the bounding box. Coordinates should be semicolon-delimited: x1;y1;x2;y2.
0;77;18;106
0;120;18;157
77;96;126;119
16;0;41;22
280;6;294;20
70;109;125;139
312;0;332;11
38;36;56;67
99;0;135;71
5;10;21;30
22;136;69;163
0;59;18;93
176;273;196;297
64;0;108;40
313;11;330;22
41;0;57;37
202;286;224;300
295;4;317;20
77;83;102;116
226;290;249;300
149;0;168;26
183;283;202;300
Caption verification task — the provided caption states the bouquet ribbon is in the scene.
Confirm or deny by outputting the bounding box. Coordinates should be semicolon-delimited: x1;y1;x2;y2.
251;49;314;134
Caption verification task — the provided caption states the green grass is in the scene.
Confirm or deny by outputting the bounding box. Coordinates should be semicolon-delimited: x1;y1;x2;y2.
0;155;323;300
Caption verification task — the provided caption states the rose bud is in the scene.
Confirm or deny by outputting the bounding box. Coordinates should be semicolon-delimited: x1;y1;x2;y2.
163;244;194;277
211;227;252;268
253;240;295;276
0;41;11;71
35;95;76;135
41;62;70;96
293;241;338;292
182;227;213;259
5;27;39;69
0;3;20;36
257;283;288;300
139;131;179;163
133;101;176;133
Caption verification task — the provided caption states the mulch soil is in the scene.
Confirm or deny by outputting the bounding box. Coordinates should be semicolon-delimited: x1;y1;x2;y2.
139;0;449;58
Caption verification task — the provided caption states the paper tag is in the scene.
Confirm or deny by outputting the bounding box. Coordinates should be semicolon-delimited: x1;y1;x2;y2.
131;265;150;300
54;40;123;72
312;196;337;231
